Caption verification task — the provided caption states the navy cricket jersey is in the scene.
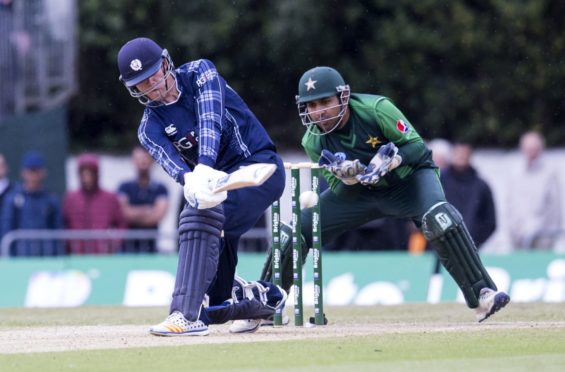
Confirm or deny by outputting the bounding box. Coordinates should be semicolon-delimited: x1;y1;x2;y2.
137;59;276;185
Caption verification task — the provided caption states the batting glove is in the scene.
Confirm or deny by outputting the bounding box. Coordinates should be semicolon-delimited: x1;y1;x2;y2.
319;149;367;185
184;164;228;209
356;143;402;186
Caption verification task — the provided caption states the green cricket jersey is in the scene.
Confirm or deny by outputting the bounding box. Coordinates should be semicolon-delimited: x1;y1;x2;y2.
301;93;435;195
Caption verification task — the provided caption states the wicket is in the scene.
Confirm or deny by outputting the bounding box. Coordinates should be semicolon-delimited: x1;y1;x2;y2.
271;162;325;326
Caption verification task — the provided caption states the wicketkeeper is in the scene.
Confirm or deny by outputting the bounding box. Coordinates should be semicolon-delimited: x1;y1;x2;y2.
234;66;510;333
117;37;287;336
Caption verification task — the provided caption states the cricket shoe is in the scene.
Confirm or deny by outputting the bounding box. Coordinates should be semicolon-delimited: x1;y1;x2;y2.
229;319;262;334
229;284;288;334
149;311;209;336
229;311;290;334
475;288;510;323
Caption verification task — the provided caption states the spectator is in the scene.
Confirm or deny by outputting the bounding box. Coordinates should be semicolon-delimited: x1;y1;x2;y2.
427;138;451;171
507;131;561;250
1;151;63;256
0;153;12;251
441;143;496;248
117;146;169;253
0;153;13;212
62;153;127;254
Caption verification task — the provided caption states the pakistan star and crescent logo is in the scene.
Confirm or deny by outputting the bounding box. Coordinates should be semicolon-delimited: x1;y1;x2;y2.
365;135;382;148
305;77;317;91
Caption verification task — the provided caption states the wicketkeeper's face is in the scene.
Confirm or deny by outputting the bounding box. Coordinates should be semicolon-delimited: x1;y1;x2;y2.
306;95;345;132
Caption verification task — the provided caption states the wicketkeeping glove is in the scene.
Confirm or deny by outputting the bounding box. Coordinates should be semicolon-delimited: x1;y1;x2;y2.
356;143;402;186
318;149;367;185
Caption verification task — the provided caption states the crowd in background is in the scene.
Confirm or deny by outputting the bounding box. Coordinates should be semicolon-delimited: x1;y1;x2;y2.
0;130;562;257
0;146;169;256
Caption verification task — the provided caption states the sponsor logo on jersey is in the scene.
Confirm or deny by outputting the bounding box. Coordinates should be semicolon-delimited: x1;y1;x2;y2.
130;59;143;71
173;131;199;151
396;119;410;134
165;124;178;136
196;70;218;87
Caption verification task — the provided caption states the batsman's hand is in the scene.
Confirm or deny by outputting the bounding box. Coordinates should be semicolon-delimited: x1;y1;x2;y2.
318;149;367;185
184;164;228;209
356;143;402;186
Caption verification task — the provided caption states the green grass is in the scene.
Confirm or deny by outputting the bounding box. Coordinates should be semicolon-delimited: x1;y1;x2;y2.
1;303;564;371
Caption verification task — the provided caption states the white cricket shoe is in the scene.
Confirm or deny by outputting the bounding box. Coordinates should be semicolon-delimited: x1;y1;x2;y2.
149;311;209;336
229;312;290;334
475;288;510;323
229;319;262;334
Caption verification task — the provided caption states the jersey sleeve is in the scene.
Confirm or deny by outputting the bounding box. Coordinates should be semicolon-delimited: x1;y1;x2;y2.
189;59;226;167
374;99;428;166
138;110;191;185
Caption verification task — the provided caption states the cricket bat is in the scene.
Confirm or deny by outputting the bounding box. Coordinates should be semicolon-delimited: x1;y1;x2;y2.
212;163;277;193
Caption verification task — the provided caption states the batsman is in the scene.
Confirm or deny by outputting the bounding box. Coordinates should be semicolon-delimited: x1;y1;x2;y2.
117;37;287;336
235;66;510;332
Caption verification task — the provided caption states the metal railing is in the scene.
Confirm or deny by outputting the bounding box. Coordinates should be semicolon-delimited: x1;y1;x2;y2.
0;227;271;257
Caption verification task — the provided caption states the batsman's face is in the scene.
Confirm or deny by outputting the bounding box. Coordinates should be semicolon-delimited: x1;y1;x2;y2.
306;96;345;132
134;60;178;104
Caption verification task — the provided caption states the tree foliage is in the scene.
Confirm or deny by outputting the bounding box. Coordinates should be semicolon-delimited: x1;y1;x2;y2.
70;0;565;152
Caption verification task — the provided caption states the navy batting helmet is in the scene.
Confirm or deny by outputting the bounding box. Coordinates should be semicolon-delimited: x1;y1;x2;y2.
117;37;177;106
118;37;165;87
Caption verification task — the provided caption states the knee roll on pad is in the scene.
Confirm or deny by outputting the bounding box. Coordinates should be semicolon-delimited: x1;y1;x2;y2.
422;202;496;308
260;222;308;292
179;204;225;235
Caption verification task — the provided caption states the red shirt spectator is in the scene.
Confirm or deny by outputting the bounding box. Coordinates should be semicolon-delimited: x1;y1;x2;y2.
62;153;127;254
